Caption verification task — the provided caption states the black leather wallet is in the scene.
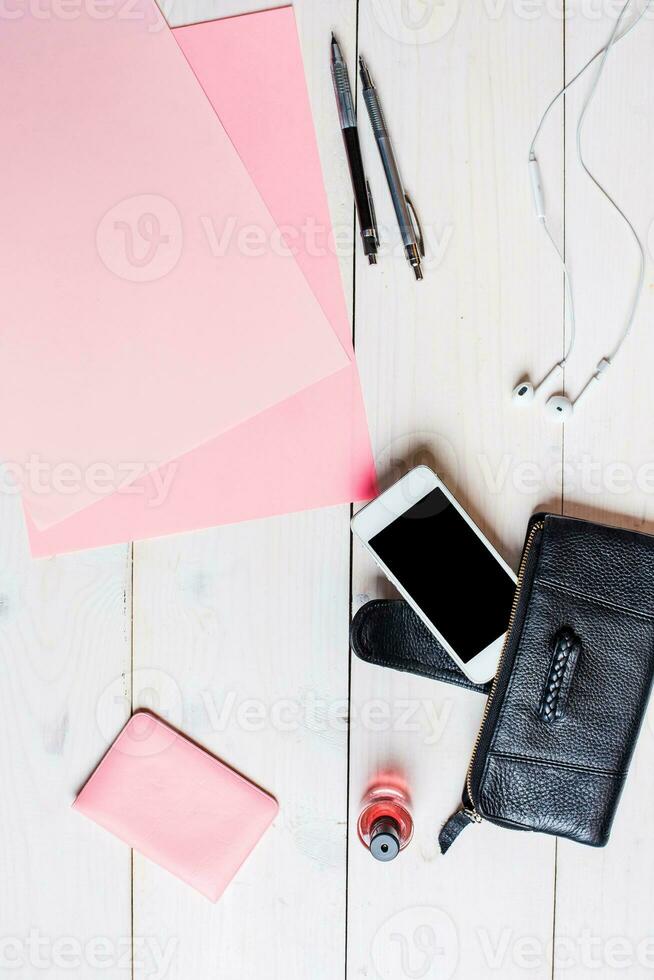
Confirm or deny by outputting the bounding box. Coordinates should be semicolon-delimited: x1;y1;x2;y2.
351;512;654;852
442;512;654;851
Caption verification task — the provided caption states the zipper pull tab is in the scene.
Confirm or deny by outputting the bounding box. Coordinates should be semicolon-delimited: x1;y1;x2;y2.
439;807;481;855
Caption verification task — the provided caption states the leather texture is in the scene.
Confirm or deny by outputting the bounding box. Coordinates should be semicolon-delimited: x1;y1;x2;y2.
469;513;654;848
73;711;278;901
438;808;475;854
350;599;491;695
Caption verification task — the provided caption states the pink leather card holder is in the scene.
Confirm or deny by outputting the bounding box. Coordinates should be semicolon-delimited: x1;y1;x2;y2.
73;712;278;902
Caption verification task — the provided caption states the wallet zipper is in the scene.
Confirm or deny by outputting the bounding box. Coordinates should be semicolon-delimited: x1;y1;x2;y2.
464;518;545;820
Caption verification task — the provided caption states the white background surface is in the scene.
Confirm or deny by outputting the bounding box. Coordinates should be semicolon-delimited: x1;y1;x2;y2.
3;1;654;978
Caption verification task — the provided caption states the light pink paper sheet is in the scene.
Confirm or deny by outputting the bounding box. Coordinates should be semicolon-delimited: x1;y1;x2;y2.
26;6;376;557
0;0;348;530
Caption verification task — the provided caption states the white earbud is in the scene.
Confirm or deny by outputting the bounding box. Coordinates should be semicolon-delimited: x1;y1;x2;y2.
545;395;573;421
512;380;534;403
512;361;564;405
545;359;611;423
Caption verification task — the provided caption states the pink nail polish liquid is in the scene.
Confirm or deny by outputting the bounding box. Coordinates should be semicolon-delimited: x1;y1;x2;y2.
357;775;413;862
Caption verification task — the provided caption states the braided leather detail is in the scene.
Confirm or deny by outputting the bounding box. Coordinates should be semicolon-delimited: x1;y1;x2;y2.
538;628;581;723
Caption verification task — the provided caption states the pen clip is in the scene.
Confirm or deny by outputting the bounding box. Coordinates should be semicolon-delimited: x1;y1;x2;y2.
405;193;425;257
366;179;380;248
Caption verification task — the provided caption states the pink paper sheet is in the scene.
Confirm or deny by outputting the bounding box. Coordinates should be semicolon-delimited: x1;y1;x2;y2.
0;0;348;530
26;6;376;557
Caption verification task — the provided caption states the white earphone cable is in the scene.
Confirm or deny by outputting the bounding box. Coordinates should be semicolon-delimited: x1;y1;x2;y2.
529;2;648;157
540;216;576;363
575;0;647;364
529;0;649;371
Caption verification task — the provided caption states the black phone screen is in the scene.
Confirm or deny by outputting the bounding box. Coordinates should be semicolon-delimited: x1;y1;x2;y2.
369;487;516;663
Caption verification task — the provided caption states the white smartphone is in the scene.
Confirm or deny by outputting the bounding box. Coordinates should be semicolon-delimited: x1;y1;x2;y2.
351;466;517;684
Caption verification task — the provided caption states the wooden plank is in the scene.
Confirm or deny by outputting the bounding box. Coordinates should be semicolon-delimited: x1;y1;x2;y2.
348;2;564;977
0;489;132;977
554;5;654;978
131;2;356;978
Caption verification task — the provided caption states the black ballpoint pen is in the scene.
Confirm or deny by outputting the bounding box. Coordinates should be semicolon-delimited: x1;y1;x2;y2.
330;34;379;264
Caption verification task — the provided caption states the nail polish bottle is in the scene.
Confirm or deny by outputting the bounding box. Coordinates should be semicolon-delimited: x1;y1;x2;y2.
357;776;413;862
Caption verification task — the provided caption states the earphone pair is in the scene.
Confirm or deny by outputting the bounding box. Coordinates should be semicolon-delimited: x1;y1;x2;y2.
512;358;611;421
512;0;647;423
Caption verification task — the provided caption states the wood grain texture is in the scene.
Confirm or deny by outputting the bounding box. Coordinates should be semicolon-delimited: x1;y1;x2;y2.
553;6;654;979
0;487;132;976
5;2;654;979
349;2;563;978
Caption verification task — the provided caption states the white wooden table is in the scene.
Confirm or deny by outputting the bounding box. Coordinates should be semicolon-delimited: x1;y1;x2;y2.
3;1;654;978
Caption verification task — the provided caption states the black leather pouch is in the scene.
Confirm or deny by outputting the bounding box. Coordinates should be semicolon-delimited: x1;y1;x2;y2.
351;598;491;695
439;512;654;852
